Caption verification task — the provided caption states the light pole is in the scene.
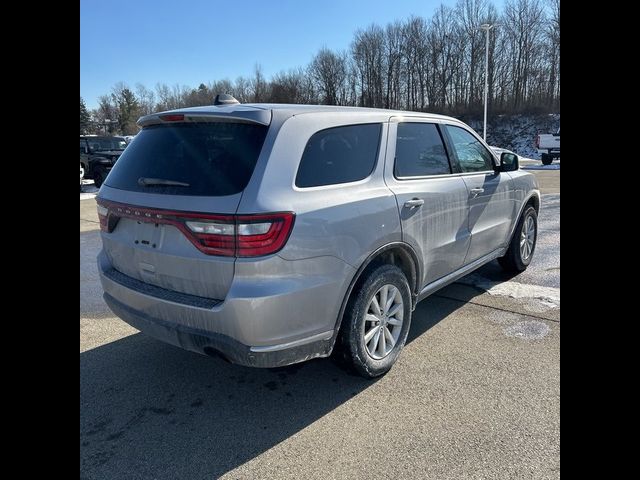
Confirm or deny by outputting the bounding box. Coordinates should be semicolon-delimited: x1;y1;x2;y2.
480;23;494;141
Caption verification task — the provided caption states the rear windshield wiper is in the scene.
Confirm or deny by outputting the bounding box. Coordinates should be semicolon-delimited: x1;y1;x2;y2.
138;177;190;187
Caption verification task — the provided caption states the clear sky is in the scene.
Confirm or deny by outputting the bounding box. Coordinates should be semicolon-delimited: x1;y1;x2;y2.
80;0;502;109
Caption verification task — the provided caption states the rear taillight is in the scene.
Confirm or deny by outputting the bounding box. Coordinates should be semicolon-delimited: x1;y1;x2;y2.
236;213;295;257
535;135;540;148
97;203;119;233
96;199;295;257
183;216;236;256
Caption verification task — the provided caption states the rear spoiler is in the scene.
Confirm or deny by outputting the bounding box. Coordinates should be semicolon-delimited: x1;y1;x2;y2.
137;109;272;127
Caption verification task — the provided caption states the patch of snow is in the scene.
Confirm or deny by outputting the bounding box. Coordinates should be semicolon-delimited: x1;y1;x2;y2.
503;320;550;340
458;273;560;307
80;192;98;200
80;183;99;201
463;114;560;159
489;146;516;156
522;164;560;170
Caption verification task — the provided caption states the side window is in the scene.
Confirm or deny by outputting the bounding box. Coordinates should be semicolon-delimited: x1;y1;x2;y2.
394;123;451;177
444;125;494;172
295;124;381;188
80;139;87;154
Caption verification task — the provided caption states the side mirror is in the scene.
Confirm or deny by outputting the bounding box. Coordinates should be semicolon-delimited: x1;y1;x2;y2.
496;152;519;172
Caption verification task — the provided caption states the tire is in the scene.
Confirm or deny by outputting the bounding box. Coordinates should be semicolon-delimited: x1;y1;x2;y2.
93;168;104;188
541;153;552;165
498;205;538;272
335;264;412;378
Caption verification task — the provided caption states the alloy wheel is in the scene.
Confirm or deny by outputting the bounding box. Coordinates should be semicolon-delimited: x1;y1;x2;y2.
520;215;536;261
363;284;404;360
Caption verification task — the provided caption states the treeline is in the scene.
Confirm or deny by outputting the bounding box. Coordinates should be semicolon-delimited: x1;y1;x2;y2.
81;0;559;135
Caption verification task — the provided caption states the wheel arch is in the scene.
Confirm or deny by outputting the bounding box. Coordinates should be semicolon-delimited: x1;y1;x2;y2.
329;242;422;352
505;191;540;248
526;192;540;214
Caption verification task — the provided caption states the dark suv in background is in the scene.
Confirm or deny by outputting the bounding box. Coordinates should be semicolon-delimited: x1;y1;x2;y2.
80;136;128;187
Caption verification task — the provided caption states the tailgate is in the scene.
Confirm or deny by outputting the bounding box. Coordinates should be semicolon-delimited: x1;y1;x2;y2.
97;188;241;300
96;119;270;300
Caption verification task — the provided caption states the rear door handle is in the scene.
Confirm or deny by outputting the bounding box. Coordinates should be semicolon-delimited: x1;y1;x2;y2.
470;188;484;196
404;198;424;208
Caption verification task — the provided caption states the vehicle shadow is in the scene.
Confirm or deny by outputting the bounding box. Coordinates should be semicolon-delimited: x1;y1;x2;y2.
406;261;518;344
80;283;487;480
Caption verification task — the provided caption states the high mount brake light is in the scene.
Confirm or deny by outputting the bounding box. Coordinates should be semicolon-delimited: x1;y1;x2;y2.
159;114;185;122
96;199;295;257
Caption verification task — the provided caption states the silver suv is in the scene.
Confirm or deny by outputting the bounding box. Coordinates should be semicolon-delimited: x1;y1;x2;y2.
97;102;539;378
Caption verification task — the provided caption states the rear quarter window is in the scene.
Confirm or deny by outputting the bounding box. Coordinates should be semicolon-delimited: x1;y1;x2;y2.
295;123;382;188
104;122;268;196
394;123;451;177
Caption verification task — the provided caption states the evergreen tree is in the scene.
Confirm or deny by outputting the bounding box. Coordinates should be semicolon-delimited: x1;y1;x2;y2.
80;96;91;134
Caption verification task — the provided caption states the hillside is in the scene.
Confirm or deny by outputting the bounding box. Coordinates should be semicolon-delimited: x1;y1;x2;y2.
462;114;560;160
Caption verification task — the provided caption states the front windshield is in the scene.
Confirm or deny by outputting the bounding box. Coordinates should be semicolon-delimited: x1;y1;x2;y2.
87;138;127;151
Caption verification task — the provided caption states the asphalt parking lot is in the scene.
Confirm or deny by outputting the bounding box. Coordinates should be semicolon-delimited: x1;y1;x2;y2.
80;166;559;479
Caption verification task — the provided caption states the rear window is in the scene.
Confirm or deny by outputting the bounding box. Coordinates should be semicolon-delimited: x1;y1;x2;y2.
295;123;382;188
105;122;268;196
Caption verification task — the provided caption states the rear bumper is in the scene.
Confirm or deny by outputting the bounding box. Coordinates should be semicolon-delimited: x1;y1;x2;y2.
104;292;333;367
97;250;354;368
537;148;560;156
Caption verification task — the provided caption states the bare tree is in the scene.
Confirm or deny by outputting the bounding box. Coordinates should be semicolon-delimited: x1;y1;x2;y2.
502;0;546;111
309;48;348;105
545;0;560;108
93;1;559;117
171;84;191;108
268;68;311;104
183;83;212;106
154;83;172;111
229;76;249;103
384;21;404;109
250;64;269;102
455;0;492;109
402;16;429;110
428;6;459;110
135;83;156;115
94;94;118;134
208;79;234;99
352;25;386;107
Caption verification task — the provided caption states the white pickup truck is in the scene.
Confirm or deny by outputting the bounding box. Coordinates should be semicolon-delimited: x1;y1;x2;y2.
535;128;560;165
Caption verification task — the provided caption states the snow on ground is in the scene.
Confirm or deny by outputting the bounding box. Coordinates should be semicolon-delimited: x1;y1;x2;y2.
490;146;560;170
519;156;560;170
464;113;560;159
80;181;99;200
458;273;560;308
521;163;560;170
